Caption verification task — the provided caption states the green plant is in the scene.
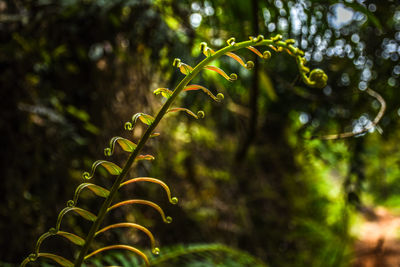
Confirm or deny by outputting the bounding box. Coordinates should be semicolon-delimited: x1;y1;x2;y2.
21;34;327;267
96;243;269;267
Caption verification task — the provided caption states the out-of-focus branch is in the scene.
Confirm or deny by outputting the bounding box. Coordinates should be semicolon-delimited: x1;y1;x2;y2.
311;88;386;140
0;14;28;22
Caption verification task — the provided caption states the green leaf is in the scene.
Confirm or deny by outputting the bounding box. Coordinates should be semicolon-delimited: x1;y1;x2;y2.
84;245;150;266
57;231;85;246
225;52;247;68
150;132;160;138
70;183;109;207
136;155;155;161
116;138;136;152
55;207;97;232
125;113;155;131
163;14;180;30
179;63;193;75
97;161;122;175
66;105;90;122
246;46;264;58
153;88;173;99
82;160;122;179
184;84;223;102
167;108;201;119
133;113;154;126
72;207;97;221
37;253;74;267
259;72;277;102
105;137;137;156
139;115;154;125
119;177;178;205
95;223;158;254
204;66;237;81
107;199;171;223
85;183;110;198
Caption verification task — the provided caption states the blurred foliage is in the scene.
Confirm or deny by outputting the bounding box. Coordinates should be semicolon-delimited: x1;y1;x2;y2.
84;243;268;267
1;0;400;266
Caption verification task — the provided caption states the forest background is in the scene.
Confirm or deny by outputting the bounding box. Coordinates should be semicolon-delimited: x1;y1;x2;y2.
1;0;400;266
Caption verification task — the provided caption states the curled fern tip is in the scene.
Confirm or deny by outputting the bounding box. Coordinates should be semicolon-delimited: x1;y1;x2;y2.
124;122;133;131
197;111;205;119
227;37;236;46
216;93;224;101
229;73;238;81
263;51;271;60
66;200;75;207
245;61;254;69
309;68;328;89
271;34;283;42
173;58;181;67
255;34;264;42
152;247;160;255
28;253;38;261
285;39;296;45
200;42;207;52
104;148;112;156
171;197;179;204
82;172;90;180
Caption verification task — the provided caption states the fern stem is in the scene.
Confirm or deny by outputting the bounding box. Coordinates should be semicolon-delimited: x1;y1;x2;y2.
74;38;308;266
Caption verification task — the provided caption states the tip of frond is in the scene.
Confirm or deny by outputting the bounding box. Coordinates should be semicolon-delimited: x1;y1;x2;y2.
124;122;133;131
245;61;254;69
104;148;112;156
171;197;179;205
173;58;181;67
165;216;173;223
197;110;205;119
227;37;236;46
152;247;160;255
216;93;224;101
307;68;328;89
82;172;91;180
263;51;271;60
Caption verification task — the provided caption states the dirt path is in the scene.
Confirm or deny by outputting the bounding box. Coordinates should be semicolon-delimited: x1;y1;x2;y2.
353;207;400;267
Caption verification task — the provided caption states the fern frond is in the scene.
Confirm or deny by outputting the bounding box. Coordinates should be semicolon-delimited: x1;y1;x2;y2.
247;46;271;59
150;132;160;138
200;42;215;57
204;65;237;81
104;137;137;156
56;207;97;231
84;245;150;267
184;84;224;102
23;34;327;267
136;154;155;161
56;231;85;246
32;230;57;256
108;199;172;224
225;52;254;69
119;177;178;205
124;113;154;131
167;107;205;119
96;223;159;254
82;160;122;180
153;88;173;99
22;253;74;267
173;58;193;75
144;243;269;267
68;183;109;207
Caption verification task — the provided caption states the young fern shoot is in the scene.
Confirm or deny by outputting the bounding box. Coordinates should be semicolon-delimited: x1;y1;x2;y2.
21;34;327;267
